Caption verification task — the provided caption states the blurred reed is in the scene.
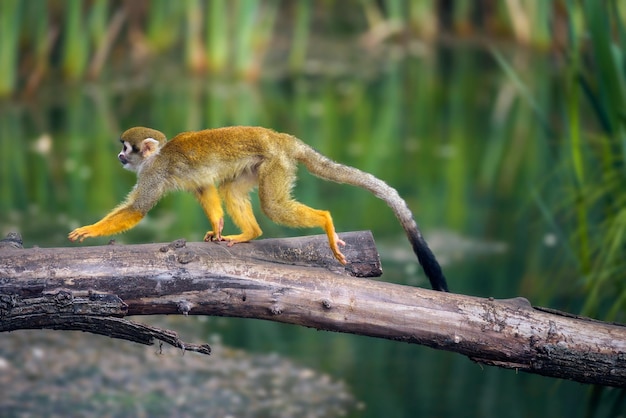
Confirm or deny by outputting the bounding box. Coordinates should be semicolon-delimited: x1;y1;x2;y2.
573;0;626;320
0;0;597;98
495;0;626;320
0;0;20;96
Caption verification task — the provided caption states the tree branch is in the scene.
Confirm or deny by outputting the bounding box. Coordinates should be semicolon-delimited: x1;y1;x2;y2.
1;232;624;388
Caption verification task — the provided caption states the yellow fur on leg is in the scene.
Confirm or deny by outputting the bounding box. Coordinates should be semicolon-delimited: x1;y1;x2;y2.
195;186;225;241
298;208;346;264
322;216;347;264
69;208;144;242
256;159;347;263
219;179;262;244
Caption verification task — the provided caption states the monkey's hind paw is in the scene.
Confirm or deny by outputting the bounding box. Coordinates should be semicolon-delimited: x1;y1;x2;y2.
221;234;256;247
331;235;347;265
333;250;348;265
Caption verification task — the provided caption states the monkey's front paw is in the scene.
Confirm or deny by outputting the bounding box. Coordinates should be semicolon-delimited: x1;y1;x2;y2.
203;231;223;242
68;226;94;242
204;218;225;242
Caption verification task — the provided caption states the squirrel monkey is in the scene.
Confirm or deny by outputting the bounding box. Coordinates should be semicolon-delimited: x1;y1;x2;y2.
69;126;449;291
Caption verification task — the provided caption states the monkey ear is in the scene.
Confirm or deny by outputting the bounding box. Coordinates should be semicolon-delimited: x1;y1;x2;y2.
140;138;161;158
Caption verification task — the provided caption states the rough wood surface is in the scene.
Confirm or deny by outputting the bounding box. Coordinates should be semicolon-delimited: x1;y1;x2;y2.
1;232;625;388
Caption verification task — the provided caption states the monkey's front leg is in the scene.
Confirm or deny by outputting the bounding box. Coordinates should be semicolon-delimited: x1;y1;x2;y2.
69;207;144;242
219;181;262;244
195;186;226;242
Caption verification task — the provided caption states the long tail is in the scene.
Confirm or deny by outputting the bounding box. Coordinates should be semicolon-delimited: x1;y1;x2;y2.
297;143;449;292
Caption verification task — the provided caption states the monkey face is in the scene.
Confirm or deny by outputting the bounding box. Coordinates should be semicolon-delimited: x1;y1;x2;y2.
118;137;164;172
118;140;143;171
118;127;167;172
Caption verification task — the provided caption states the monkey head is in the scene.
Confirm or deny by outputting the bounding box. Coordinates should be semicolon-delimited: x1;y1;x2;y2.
118;127;168;172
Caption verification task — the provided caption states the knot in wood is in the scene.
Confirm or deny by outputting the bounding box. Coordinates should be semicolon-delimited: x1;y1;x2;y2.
176;249;197;264
0;294;19;316
321;299;332;309
177;300;193;316
269;304;283;315
171;238;187;248
54;290;74;307
159;238;187;253
0;232;23;249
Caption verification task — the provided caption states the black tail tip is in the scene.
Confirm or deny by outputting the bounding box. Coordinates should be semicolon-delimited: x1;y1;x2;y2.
431;278;449;292
408;230;450;291
412;240;449;292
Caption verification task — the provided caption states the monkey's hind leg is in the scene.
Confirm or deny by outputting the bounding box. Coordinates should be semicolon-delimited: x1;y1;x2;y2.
219;175;263;245
257;160;346;264
195;185;225;241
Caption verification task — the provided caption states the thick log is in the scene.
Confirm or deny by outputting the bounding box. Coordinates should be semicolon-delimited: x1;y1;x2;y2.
1;232;625;388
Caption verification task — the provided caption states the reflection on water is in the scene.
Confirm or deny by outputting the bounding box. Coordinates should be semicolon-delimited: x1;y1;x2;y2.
0;47;601;417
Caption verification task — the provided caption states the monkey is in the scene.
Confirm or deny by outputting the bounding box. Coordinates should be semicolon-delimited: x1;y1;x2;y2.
68;126;449;292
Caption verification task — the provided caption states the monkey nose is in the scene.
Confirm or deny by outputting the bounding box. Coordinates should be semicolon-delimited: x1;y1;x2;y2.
118;153;128;164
